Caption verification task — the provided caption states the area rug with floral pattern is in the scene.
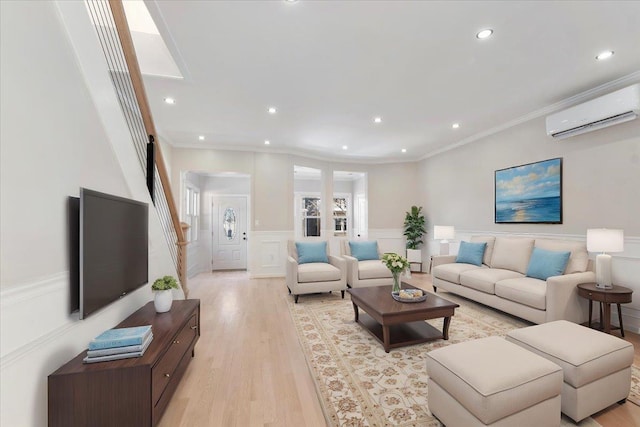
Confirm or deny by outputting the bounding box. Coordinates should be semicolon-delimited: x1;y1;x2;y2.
288;290;640;427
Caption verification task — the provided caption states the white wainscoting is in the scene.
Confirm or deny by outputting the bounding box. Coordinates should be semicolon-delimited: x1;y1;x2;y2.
426;230;640;334
248;231;293;278
248;229;408;278
0;271;156;426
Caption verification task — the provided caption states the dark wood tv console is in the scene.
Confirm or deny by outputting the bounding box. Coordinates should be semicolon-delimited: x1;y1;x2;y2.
48;299;200;427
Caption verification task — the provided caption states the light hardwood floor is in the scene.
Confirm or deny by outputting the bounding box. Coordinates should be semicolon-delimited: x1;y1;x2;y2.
160;271;640;427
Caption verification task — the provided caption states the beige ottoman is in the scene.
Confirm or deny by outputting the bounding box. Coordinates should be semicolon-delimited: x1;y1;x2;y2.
506;320;634;422
426;336;563;426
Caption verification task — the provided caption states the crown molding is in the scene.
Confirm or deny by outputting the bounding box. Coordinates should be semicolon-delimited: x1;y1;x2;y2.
421;71;640;160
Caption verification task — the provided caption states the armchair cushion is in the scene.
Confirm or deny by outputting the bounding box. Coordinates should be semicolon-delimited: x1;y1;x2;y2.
295;241;329;264
358;260;392;280
297;262;342;283
349;241;379;261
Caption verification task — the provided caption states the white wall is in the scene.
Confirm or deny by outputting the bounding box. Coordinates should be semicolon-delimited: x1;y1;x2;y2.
0;2;180;425
418;107;640;331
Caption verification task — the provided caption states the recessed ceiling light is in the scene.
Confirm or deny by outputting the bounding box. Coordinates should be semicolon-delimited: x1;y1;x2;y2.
452;123;460;129
268;107;277;114
374;117;382;123
342;145;348;150
401;148;407;153
198;135;205;141
596;50;614;60
285;0;298;2
476;29;493;39
264;140;270;145
164;97;175;104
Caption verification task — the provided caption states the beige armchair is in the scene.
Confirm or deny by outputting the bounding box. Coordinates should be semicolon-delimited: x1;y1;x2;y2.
340;240;392;288
286;240;347;303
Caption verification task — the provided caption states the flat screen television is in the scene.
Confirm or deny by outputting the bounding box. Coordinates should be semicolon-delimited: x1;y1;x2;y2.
70;188;149;319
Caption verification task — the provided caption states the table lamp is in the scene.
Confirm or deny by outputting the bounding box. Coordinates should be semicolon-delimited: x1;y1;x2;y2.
586;228;624;289
434;225;455;255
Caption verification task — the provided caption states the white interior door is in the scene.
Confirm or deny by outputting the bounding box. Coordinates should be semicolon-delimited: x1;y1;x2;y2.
354;194;368;240
211;196;247;270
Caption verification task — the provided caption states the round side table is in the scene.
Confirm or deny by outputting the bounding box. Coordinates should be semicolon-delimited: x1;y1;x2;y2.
577;283;633;337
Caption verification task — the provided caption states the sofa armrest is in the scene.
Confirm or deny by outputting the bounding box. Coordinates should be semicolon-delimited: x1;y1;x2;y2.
431;255;457;268
545;271;596;323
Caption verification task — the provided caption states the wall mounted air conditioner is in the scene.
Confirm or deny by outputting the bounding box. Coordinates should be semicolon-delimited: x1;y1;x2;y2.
546;83;640;139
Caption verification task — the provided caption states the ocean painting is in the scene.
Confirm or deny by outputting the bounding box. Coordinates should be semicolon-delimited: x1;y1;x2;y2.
495;158;562;223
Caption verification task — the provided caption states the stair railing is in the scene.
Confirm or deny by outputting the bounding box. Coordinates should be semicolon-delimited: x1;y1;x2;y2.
85;0;188;295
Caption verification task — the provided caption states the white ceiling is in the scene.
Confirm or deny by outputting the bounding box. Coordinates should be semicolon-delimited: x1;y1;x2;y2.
139;0;640;163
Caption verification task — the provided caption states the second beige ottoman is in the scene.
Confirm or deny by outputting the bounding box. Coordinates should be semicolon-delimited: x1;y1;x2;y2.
426;336;563;426
506;320;634;422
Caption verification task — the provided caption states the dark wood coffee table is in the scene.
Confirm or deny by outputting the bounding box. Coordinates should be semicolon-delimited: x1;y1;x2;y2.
348;284;459;352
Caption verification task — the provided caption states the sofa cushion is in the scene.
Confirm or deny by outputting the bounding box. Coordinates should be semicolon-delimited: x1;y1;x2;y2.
534;238;589;274
349;241;379;261
297;262;341;283
432;263;484;284
358;260;392;280
526;247;571;280
490;237;535;274
459;268;523;294
495;277;547;310
295;241;329;264
470;235;496;266
455;241;486;266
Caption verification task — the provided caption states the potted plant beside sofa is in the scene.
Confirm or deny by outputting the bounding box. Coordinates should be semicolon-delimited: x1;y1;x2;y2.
404;205;427;272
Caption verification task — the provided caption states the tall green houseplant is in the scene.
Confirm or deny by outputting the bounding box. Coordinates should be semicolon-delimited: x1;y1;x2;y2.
404;206;427;249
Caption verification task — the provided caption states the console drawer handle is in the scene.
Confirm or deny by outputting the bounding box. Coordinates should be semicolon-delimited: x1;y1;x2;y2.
164;373;170;378
190;325;198;330
173;340;180;344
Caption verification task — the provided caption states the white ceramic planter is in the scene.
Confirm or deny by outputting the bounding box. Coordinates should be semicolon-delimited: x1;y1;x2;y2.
406;249;422;262
154;289;173;313
407;249;422;272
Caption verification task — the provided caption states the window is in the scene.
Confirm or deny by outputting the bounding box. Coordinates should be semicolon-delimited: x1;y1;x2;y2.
333;196;348;237
333;171;366;239
184;185;200;242
301;196;321;237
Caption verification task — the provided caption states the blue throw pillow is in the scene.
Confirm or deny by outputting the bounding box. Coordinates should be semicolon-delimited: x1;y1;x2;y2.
349;241;379;261
526;247;571;280
455;241;487;266
295;241;329;264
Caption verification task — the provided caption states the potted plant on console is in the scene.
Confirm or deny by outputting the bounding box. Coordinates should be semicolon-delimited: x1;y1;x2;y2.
152;275;179;313
403;205;427;272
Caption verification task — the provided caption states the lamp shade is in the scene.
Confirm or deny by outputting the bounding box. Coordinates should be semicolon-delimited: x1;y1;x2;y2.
586;228;624;253
434;225;455;240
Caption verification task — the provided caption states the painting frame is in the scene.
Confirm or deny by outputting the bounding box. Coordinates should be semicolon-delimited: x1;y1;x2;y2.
494;158;563;224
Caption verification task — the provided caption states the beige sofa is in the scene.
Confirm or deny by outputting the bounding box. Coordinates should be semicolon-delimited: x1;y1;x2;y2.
339;240;393;288
431;235;595;324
